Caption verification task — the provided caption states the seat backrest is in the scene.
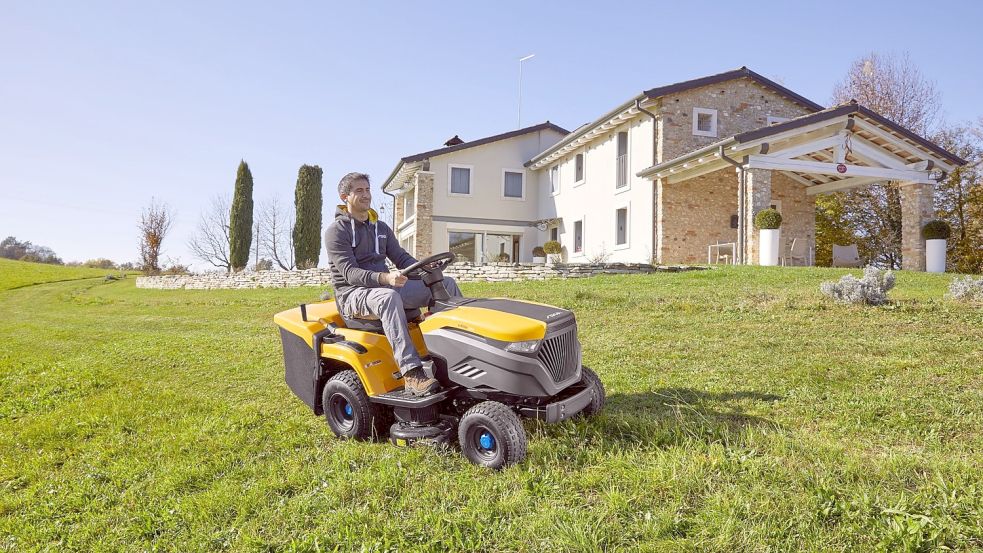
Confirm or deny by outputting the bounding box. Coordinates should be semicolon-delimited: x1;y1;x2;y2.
832;244;859;261
790;238;807;256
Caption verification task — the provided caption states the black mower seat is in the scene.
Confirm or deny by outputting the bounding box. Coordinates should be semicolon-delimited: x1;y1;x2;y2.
338;306;423;333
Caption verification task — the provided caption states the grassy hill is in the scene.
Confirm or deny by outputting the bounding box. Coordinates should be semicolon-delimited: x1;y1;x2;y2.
0;258;125;291
0;267;980;551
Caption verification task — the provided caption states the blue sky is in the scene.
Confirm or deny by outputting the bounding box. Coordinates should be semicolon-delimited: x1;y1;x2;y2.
2;0;981;268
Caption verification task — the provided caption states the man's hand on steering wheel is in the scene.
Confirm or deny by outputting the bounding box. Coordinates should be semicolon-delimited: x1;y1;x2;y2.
398;252;456;280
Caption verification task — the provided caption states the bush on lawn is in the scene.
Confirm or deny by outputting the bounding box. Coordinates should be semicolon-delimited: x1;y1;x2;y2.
948;276;983;302
820;266;895;305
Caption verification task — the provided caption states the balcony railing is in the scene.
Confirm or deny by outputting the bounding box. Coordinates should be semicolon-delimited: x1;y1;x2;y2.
616;154;628;188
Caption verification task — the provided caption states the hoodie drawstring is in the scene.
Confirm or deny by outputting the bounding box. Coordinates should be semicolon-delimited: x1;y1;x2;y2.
350;219;379;254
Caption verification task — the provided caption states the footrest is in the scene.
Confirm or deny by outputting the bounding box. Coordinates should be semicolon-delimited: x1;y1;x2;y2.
370;387;452;408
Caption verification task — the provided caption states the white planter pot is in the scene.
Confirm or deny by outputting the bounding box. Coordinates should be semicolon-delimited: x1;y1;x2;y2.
759;228;780;266
532;256;546;264
925;239;946;273
546;253;562;265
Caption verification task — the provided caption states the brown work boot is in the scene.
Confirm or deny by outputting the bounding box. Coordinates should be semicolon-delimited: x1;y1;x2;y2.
403;366;440;396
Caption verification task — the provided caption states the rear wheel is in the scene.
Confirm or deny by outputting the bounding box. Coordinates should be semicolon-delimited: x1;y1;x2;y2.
458;401;527;469
580;366;606;417
322;370;389;440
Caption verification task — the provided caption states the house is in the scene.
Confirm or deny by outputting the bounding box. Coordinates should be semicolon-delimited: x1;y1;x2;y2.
382;67;965;270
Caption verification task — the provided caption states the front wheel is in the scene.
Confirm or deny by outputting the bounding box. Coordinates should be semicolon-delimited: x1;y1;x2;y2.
579;366;606;417
322;370;388;440
458;401;527;470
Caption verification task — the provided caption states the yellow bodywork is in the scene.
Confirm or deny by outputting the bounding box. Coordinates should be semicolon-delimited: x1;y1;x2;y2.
419;304;546;342
274;302;427;396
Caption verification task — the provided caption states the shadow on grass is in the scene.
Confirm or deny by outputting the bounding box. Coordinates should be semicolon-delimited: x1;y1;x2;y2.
530;387;783;453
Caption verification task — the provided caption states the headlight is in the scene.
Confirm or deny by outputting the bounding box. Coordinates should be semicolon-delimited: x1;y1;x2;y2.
505;340;539;353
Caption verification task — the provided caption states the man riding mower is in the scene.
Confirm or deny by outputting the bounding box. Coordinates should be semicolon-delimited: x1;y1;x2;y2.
273;172;605;469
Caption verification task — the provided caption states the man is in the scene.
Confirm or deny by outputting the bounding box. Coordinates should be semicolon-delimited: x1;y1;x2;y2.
324;172;463;396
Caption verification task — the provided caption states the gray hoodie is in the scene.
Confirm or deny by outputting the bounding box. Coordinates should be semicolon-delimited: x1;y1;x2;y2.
323;205;415;304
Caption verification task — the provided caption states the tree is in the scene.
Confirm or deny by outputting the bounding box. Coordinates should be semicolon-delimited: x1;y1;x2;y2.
258;196;295;270
293;164;323;269
138;198;173;275
188;194;233;272
829;52;943;268
0;236;63;264
934;122;983;273
229;160;255;272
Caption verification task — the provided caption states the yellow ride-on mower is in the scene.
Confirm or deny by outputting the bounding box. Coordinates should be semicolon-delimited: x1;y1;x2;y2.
273;252;605;469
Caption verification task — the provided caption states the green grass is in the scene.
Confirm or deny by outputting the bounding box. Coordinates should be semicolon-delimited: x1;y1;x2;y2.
0;258;125;291
0;266;980;552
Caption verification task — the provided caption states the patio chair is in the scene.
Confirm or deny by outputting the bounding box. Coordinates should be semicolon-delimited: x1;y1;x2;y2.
784;238;809;266
832;244;862;268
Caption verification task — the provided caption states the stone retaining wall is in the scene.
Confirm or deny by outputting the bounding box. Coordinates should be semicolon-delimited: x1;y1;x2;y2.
135;262;704;290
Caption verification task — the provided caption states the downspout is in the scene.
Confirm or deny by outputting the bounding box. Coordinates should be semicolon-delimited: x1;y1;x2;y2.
720;146;746;265
636;98;658;263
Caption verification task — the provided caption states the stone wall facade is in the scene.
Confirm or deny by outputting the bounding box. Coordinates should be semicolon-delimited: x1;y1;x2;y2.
900;182;934;271
770;171;816;264
657;78;813;163
413;172;434;259
660;169;740;264
136;263;705;290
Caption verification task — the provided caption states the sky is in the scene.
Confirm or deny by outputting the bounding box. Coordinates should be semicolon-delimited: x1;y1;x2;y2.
2;0;981;269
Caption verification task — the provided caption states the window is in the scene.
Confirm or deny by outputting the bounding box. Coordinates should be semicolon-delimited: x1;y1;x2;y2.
484;233;520;262
574;153;584;183
573;220;583;254
615;207;628;246
767;115;790;126
449;232;479;262
400;234;415;254
549;165;559;195
449;165;471;195
550;226;558;242
692;107;718;137
403;187;415;220
616;132;628;188
503;170;524;199
769;199;783;213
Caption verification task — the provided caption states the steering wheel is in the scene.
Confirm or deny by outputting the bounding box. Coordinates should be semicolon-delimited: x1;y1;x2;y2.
398;252;456;280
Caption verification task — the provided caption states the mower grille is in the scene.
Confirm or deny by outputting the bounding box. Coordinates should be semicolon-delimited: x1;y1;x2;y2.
537;326;579;383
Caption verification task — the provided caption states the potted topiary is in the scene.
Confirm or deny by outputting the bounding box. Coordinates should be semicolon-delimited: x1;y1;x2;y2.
532;246;546;264
754;208;782;266
494;252;511;263
922;219;950;273
543;240;562;265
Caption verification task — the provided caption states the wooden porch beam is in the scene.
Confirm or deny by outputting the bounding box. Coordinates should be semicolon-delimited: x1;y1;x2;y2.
806;176;884;196
746;155;935;184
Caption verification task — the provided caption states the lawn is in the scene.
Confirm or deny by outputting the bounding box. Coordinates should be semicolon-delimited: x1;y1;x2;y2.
0;258;127;291
0;263;980;552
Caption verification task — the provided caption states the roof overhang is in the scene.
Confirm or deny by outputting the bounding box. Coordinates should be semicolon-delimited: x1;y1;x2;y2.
637;103;965;195
382;160;425;195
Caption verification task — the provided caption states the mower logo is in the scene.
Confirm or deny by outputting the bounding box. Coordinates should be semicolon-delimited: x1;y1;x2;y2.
546;311;565;319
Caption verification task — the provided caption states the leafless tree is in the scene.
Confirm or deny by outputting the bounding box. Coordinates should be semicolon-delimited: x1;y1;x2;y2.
257;196;296;270
188;194;233;272
829;52;945;268
138;198;174;275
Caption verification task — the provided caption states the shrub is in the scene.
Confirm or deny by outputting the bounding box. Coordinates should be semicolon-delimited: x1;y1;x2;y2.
543;240;561;254
293;164;324;270
921;219;951;240
494;253;511;262
820;266;896;305
948;276;983;302
754;208;782;229
532;246;546;257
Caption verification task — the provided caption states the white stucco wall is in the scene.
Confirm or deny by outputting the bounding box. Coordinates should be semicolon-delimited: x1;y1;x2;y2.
535;116;656;263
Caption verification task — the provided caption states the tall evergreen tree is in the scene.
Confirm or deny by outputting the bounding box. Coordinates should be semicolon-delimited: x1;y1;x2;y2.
293;164;323;269
229;160;254;271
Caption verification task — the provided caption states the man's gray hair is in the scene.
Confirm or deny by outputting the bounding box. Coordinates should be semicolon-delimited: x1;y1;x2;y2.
338;172;371;197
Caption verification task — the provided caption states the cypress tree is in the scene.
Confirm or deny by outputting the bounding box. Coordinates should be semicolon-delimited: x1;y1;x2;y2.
293;164;323;269
229;160;254;271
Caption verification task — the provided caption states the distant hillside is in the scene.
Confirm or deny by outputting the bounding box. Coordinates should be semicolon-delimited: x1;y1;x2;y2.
0;258;123;291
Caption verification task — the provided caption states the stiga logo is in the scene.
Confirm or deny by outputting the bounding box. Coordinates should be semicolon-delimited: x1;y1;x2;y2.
546;311;565;319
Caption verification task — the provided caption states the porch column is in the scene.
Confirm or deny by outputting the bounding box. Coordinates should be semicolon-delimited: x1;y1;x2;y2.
900;182;934;271
413;171;434;258
744;168;772;264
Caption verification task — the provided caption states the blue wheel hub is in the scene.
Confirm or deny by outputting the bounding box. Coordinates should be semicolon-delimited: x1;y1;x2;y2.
478;431;495;450
343;402;353;419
